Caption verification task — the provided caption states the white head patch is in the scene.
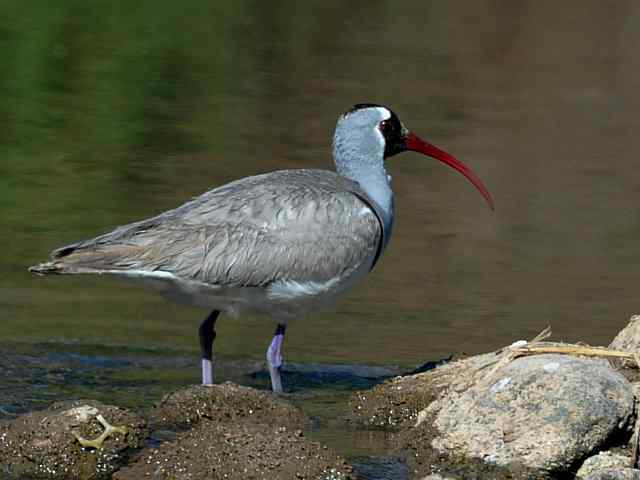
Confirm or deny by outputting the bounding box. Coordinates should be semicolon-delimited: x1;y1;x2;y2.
374;107;392;148
375;107;392;121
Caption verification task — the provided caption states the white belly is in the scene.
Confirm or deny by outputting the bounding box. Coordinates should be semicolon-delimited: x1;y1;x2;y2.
109;247;375;320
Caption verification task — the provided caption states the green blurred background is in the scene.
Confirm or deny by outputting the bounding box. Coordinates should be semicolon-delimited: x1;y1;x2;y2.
1;1;640;456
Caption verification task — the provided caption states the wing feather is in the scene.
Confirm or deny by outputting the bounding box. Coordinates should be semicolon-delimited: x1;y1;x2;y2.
41;170;382;287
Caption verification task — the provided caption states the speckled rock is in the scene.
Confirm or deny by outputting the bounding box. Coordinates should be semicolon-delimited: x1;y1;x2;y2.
345;351;501;429
117;382;352;480
584;468;640;480
609;315;640;352
577;451;633;478
114;420;353;480
429;355;634;475
0;399;146;479
149;381;309;430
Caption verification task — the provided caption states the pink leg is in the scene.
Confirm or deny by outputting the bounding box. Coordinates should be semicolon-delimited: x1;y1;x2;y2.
201;359;213;385
266;323;286;393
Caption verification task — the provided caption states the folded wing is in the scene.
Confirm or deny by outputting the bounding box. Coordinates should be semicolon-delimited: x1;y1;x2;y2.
32;170;383;288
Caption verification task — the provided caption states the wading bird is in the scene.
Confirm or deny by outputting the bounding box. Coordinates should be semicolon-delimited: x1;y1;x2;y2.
30;104;493;392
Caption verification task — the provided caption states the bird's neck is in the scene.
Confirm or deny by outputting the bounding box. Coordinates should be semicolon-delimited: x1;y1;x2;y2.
336;158;395;245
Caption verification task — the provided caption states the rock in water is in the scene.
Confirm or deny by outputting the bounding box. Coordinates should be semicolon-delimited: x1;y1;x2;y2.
430;354;634;474
0;399;146;479
149;382;310;431
115;420;352;480
116;382;354;480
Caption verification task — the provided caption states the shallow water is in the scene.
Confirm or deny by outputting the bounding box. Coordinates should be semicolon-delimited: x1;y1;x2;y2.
2;1;640;476
0;344;408;478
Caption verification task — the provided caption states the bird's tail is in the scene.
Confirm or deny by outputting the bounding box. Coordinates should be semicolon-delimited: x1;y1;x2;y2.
29;245;88;274
29;242;103;275
29;261;70;275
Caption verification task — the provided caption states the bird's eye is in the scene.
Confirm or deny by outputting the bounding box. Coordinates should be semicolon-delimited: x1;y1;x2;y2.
379;120;393;134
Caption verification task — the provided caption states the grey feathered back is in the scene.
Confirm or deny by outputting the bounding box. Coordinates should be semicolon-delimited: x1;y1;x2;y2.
36;169;383;288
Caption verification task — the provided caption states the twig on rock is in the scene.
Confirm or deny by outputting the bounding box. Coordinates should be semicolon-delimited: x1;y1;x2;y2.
511;343;640;369
478;327;553;382
479;326;640;386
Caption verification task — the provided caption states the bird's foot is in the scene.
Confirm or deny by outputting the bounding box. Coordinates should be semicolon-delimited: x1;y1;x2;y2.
73;414;127;449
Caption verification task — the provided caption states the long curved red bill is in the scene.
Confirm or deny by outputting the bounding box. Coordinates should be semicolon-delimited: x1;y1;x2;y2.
405;133;494;210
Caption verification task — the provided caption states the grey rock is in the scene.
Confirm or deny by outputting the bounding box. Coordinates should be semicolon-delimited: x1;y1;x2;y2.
610;315;640;351
430;354;634;474
577;451;633;478
584;468;640;480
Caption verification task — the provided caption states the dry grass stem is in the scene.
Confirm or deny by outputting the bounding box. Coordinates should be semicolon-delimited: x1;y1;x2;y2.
511;343;640;368
529;326;552;344
478;326;640;385
478;327;553;383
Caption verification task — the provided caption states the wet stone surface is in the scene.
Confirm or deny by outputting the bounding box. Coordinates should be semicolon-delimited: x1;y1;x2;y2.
0;399;146;479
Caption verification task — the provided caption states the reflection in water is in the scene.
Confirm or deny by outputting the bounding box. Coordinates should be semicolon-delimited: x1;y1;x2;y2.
2;0;640;467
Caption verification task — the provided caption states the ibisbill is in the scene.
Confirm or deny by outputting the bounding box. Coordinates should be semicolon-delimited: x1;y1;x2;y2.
30;103;494;393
